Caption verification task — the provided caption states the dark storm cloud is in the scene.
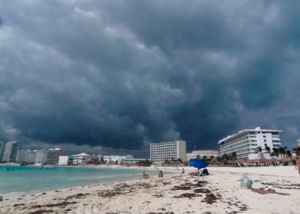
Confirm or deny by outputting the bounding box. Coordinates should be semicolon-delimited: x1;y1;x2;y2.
0;0;300;151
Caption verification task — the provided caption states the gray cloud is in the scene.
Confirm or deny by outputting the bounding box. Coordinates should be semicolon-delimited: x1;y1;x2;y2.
0;0;300;153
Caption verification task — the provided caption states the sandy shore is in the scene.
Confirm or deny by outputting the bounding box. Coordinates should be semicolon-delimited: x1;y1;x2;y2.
0;166;299;214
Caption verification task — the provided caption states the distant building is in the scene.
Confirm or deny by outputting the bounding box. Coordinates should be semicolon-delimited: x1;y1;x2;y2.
103;155;128;164
187;150;219;161
150;140;187;163
1;141;19;162
90;154;101;163
0;141;5;161
16;149;36;163
45;148;63;165
35;149;47;165
218;127;282;160
297;139;300;148
58;156;69;165
72;153;91;165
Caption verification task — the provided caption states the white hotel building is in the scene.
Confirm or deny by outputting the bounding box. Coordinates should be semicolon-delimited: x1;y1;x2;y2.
150;140;187;163
218;127;282;160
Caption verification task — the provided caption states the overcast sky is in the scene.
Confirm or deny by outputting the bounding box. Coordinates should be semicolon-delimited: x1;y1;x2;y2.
0;0;300;156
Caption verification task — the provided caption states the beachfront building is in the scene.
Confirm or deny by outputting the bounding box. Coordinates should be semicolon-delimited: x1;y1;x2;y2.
150;140;187;163
297;139;300;148
103;155;129;164
1;141;19;162
218;127;282;160
16;149;36;164
187;150;219;161
58;156;69;165
35;149;47;165
0;141;4;161
45;148;63;165
71;153;91;165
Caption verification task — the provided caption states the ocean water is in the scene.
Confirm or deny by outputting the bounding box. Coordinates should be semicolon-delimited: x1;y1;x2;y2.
0;165;146;194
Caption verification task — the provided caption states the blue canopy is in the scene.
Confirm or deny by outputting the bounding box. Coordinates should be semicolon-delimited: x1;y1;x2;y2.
189;159;207;169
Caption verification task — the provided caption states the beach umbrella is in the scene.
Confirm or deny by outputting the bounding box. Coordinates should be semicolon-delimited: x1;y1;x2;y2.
189;159;207;169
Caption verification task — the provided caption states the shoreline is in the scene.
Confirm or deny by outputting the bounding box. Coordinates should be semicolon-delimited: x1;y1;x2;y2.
1;166;299;214
0;165;175;199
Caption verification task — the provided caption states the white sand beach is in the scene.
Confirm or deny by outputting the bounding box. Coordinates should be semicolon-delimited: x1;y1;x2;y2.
1;166;299;214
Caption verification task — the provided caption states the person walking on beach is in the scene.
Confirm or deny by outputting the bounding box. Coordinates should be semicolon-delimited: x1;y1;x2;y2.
158;170;163;178
143;170;149;179
296;158;300;174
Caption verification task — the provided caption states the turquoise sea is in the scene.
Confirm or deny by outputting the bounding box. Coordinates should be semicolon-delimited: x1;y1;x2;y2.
0;165;145;194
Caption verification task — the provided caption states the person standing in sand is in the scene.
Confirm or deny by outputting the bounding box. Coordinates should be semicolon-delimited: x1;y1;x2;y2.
296;158;300;174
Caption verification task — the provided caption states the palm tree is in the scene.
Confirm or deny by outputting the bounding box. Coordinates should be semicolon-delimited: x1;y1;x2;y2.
293;147;300;156
232;152;237;160
222;154;229;161
272;148;280;157
286;150;292;158
256;147;263;160
256;146;262;153
279;146;287;158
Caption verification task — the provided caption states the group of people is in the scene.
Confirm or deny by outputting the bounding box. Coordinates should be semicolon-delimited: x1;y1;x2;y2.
141;158;300;180
143;166;211;179
142;169;164;179
188;168;209;176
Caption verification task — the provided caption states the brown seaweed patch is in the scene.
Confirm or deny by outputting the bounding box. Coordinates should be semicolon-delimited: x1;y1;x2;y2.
135;182;153;189
171;184;191;190
28;210;54;214
194;188;211;193
13;203;25;207
202;193;218;204
153;193;164;198
147;212;175;214
98;190;125;197
174;193;199;199
65;193;89;200
31;201;77;209
162;181;171;185
261;182;300;190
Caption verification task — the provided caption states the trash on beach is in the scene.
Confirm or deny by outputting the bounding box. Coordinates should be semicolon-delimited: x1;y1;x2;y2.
240;175;253;189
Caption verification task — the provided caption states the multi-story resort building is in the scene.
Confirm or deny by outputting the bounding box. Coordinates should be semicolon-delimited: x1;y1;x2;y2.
16;149;37;163
35;149;47;165
45;148;63;165
58;156;69;165
150;140;187;163
72;153;92;165
0;141;4;161
1;141;19;162
187;150;219;161
218;127;282;160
